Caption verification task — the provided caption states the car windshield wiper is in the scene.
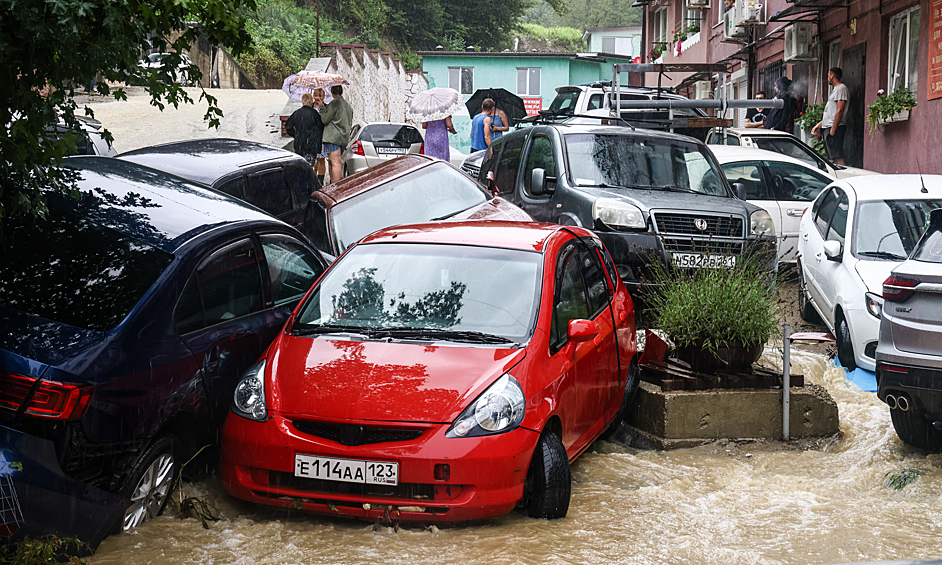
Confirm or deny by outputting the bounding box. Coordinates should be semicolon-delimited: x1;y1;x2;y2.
858;251;908;260
431;204;474;221
372;326;517;345
291;323;374;337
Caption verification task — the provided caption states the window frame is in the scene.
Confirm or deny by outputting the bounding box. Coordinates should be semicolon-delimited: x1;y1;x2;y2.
516;67;541;96
173;236;266;336
888;6;920;94
448;66;474;95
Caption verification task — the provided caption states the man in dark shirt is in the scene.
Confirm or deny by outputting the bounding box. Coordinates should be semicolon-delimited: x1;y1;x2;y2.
745;92;767;128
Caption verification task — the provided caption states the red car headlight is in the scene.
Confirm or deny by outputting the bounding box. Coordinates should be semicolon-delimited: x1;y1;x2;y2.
232;360;268;422
446;374;525;438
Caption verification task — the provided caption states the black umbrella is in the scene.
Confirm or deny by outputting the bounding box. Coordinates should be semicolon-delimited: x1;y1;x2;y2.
465;88;527;126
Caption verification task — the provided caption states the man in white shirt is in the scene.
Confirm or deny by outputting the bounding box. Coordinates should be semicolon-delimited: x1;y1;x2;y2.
812;67;849;166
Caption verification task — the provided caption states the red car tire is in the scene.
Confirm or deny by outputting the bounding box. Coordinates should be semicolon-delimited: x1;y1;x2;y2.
525;431;571;519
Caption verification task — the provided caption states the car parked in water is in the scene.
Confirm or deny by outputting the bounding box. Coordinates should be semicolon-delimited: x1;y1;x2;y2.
119;138;320;243
304;154;532;256
705;127;875;179
711;146;835;263
0;157;329;544
796;174;942;372
220;221;638;522
876;208;942;452
472;121;778;291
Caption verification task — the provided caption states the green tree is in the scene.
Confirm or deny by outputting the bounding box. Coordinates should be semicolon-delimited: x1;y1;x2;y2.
0;0;256;221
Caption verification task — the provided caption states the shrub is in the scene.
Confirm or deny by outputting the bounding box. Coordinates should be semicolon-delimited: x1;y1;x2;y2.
643;245;780;353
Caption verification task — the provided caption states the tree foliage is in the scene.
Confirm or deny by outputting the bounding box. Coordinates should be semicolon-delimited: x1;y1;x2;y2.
524;0;642;29
0;0;256;220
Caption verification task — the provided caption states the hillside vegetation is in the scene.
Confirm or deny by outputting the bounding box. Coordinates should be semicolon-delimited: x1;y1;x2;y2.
235;0;637;87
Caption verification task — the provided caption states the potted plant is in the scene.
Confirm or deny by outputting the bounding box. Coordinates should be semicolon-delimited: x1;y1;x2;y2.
643;247;780;374
866;77;917;135
796;102;827;158
650;44;665;60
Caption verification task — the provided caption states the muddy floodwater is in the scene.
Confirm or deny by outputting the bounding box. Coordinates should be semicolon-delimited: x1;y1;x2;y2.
90;349;942;565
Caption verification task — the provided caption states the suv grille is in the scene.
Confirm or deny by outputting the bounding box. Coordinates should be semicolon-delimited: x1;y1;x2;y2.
652;212;745;238
461;161;481;179
293;420;424;446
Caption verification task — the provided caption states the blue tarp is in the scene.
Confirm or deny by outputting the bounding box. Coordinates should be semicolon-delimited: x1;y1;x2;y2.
834;358;877;392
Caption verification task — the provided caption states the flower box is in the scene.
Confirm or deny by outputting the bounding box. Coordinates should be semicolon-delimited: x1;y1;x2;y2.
879;109;910;124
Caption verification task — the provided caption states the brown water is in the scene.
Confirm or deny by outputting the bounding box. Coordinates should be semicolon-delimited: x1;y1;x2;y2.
90;350;942;565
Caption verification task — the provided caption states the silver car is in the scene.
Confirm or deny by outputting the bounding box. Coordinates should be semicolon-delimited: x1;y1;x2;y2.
876;207;942;451
342;122;423;176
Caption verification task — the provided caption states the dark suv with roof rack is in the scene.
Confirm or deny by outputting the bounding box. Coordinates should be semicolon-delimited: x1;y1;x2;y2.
473;121;777;291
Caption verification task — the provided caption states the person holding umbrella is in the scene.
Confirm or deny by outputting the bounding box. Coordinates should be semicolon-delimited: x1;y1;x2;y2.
406;87;464;162
471;99;497;152
284;93;323;172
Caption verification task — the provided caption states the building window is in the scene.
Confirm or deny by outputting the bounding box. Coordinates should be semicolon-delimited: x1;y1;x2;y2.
449;67;474;95
602;37;616;53
758;60;784;98
683;0;702;30
653;8;669;54
888;7;920;94
516;68;541;96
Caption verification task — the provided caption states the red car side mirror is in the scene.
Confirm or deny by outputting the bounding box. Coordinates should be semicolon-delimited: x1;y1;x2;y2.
562;319;597;360
567;319;596;343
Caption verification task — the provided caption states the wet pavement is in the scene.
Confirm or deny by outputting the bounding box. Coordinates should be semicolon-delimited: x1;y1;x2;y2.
76;87;291;153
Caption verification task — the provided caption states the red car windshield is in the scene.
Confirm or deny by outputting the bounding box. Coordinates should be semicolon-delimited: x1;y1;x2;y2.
293;242;542;343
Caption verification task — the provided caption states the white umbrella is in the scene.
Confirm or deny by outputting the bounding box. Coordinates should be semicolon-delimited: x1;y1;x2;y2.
406;87;464;123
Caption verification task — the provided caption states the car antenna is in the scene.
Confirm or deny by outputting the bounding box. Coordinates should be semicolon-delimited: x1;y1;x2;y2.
916;155;929;193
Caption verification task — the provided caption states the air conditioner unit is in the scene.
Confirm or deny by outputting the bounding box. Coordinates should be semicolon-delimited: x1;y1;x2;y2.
733;0;764;26
695;80;712;100
784;21;818;61
687;0;710;9
723;10;749;43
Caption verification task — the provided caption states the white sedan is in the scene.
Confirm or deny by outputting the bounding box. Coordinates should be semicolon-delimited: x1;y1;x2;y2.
711;146;835;263
705;127;875;179
797;174;942;371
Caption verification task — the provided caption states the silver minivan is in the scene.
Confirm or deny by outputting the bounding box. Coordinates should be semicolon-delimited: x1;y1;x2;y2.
876;207;942;451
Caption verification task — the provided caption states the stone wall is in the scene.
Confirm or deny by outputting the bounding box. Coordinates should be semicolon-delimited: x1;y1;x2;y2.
319;44;428;124
190;36;255;89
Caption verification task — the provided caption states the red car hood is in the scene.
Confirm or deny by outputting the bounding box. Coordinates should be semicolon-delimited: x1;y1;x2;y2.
449;197;532;222
268;336;527;423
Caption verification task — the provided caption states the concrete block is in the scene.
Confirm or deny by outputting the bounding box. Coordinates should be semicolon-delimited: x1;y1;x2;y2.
626;380;840;449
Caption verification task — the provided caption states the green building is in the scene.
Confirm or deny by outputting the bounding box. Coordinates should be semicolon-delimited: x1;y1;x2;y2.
418;49;636;153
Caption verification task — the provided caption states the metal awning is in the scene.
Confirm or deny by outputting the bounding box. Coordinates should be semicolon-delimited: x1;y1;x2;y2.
768;0;847;21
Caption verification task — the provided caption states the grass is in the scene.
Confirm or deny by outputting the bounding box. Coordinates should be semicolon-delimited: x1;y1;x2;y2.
884;468;925;490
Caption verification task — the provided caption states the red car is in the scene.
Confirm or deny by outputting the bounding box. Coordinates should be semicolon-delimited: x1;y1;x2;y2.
220;221;638;522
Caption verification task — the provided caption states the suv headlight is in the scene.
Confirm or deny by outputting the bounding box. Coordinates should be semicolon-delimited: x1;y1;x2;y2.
750;209;776;236
446;374;525;438
593;198;646;230
233;360;268;422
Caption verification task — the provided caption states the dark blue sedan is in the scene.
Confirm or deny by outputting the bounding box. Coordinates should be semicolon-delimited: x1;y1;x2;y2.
0;157;328;546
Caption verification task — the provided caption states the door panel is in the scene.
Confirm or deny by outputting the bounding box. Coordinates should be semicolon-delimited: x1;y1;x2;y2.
175;238;274;424
841;44;866;168
765;161;832;262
